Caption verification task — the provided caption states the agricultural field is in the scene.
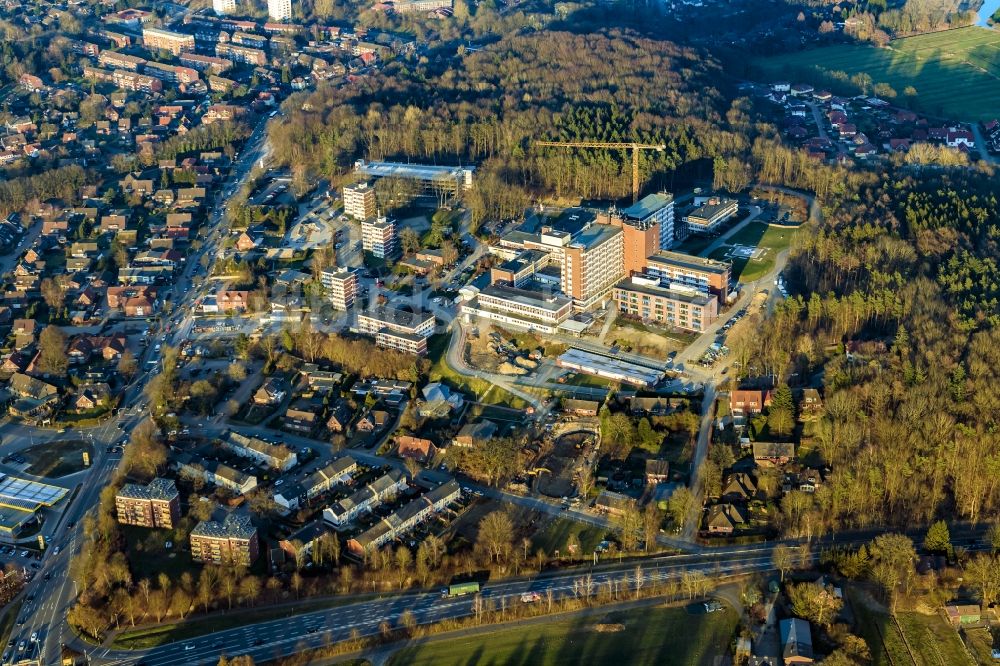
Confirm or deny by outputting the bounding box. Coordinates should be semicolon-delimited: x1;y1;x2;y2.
848;589;974;666
751;27;1000;121
387;603;738;666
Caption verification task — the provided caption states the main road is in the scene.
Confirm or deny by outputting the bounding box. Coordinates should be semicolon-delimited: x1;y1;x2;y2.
3;111;278;666
94;528;990;665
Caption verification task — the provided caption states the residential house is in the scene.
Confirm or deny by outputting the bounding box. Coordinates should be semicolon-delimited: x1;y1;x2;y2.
253;376;288;406
452;419;498;447
594;490;634;517
560;398;600;416
8;372;59;419
302;455;358;498
396;435;437;461
73;383;111;411
730;389;770;421
645;459;670;485
722;473;757;501
706;503;747;534
779;618;814;665
356;408;390;432
753;442;795;466
325;400;354;433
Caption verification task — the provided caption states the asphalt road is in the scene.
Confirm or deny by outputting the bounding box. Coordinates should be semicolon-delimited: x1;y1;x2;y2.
94;528;992;666
1;111;279;666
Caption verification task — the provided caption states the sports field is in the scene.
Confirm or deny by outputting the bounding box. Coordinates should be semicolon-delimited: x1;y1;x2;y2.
751;27;1000;121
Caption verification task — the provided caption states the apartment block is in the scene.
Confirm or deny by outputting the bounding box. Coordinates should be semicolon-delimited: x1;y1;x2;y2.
221;431;298;471
361;216;397;259
112;70;162;93
190;513;259;566
343;181;377;220
142;27;196;55
613;275;718;333
644;250;732;303
684;197;739;234
215;43;267;66
213;0;238;14
179;53;233;74
267;0;292;20
320;268;357;310
98;51;146;71
357;307;435;355
544;224;624;311
115;478;180;529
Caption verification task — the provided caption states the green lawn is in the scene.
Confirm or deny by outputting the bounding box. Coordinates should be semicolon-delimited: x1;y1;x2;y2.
21;439;93;478
708;222;798;283
387;604;738;666
750;26;1000;121
531;518;609;556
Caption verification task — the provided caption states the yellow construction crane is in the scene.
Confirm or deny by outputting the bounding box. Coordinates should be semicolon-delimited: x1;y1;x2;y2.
534;140;666;204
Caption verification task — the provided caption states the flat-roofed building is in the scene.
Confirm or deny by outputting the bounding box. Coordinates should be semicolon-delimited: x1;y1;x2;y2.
613;275;718;333
357;307;434;355
190;513;259;566
602;192;675;274
115;478;180;529
268;0;292;20
142;27;196;55
343;182;376;220
684;197;738;235
460;283;573;334
489;249;549;288
354;160;474;194
545;223;623;311
213;0;238;14
556;348;662;387
644;250;732;303
361;215;397;259
320;268;357;310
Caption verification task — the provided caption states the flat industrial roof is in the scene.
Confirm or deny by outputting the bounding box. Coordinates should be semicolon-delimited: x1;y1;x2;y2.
622;192;673;221
569;223;620;251
355;161;473;182
557;348;662;387
614;279;714;306
0;475;69;511
479;284;572;313
646;250;731;276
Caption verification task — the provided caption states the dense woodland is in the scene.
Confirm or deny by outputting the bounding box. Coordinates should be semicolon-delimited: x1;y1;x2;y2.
729;166;1000;534
269;31;750;220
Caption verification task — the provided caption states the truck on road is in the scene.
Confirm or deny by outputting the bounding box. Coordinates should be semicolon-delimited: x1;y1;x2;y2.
442;582;480;598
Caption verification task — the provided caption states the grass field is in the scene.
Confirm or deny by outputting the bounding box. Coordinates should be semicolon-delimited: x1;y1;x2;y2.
751;26;1000;121
708;222;797;283
21;439;92;478
387;604;738;666
531;518;609;556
